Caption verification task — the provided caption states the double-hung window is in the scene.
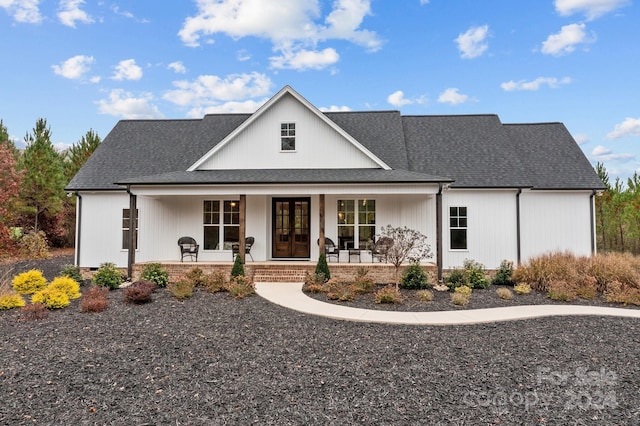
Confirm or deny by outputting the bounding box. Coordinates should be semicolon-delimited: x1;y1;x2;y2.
337;199;376;250
281;122;296;151
203;200;239;250
122;208;138;250
449;206;468;250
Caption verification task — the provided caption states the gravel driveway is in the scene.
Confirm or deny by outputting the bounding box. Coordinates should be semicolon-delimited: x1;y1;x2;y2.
1;256;639;425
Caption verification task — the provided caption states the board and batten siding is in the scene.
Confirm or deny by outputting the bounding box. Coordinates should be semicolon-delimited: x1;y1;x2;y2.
442;190;518;270
196;94;380;170
519;191;593;261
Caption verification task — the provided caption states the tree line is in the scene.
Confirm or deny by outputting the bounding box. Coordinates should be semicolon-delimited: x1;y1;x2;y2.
0;118;100;257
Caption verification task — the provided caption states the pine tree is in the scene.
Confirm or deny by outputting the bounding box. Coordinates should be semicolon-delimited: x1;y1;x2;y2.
64;129;101;181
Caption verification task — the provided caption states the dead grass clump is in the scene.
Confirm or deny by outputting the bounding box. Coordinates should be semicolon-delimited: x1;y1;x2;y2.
204;271;227;293
168;279;195;300
226;276;255;299
450;292;470;306
417;289;434;302
374;285;402;304
20;302;49;321
326;279;356;302
547;280;578;302
513;252;586;292
79;286;109;313
588;252;640;293
496;287;513;300
605;280;640;306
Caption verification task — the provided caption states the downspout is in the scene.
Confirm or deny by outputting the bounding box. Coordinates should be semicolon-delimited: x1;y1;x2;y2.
436;183;443;282
126;185;137;280
516;188;522;265
590;190;596;255
74;192;82;267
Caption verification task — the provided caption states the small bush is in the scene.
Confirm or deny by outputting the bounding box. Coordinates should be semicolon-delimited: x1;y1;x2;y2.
576;277;598;300
547;280;577;302
352;269;376;294
464;259;490;289
326;279;355;301
496;287;513;300
93;262;123;290
315;253;331;280
60;264;83;286
302;279;326;294
226;276;255;298
492;260;514;286
604;281;640;306
401;262;430;290
79;286;109;313
231;255;245;277
186;267;207;288
514;283;531;295
417;289;434;302
12;269;47;295
374;285;402;304
0;293;26;310
140;263;169;288
122;281;156;304
446;269;469;290
204;271;227;293
19;230;50;259
49;276;81;300
21;302;49;320
451;292;470;306
168;279;195;300
31;287;70;309
454;285;472;296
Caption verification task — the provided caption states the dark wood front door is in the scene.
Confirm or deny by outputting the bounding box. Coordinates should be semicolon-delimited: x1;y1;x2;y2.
272;198;310;258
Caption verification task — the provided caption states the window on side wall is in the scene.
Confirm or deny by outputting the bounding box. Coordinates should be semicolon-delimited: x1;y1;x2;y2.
449;206;467;250
203;200;240;251
280;122;296;151
122;208;138;250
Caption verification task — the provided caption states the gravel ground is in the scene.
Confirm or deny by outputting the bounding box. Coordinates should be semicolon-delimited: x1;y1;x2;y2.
1;256;639;425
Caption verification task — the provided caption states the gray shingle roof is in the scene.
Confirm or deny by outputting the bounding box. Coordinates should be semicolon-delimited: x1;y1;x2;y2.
67;107;604;191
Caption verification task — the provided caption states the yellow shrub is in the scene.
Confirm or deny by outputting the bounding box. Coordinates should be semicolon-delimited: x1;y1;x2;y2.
31;287;70;309
49;276;81;299
514;283;531;295
0;293;26;310
454;285;472;296
12;270;47;295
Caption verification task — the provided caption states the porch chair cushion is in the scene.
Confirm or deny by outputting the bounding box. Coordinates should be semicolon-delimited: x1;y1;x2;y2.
178;236;199;262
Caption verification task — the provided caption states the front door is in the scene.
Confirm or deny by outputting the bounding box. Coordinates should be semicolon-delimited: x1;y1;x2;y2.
272;198;311;258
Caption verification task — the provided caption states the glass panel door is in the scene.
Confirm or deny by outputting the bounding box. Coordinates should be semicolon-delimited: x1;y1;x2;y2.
272;198;310;258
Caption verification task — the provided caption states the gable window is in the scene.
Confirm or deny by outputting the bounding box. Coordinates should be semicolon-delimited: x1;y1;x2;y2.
449;206;467;250
122;208;138;250
337;199;376;250
203;200;239;250
281;122;296;151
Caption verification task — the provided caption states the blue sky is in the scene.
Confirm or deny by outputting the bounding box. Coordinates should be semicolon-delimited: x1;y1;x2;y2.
1;0;638;181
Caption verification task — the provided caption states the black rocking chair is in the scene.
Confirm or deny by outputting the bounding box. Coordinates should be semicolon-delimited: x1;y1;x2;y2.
370;237;393;263
178;236;199;262
232;237;255;261
317;237;340;263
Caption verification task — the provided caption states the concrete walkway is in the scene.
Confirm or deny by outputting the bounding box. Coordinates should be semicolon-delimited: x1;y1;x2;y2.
255;282;640;325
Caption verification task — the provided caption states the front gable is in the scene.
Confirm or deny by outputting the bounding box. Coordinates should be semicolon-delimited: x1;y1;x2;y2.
189;86;389;171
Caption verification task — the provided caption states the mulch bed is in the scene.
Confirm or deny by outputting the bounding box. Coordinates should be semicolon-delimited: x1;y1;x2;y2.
1;254;639;424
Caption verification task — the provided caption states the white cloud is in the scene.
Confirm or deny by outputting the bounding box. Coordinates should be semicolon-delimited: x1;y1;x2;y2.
163;72;273;117
237;49;251;62
387;90;413;107
270;47;339;70
501;76;572;91
320;105;351;112
0;0;42;23
438;88;469;105
58;0;93;27
455;25;489;59
178;0;381;71
111;59;143;81
52;54;94;79
606;117;640;140
541;23;594;56
168;61;187;74
97;89;163;119
591;144;634;162
573;133;589;145
190;99;267;117
420;0;429;4
555;0;630;20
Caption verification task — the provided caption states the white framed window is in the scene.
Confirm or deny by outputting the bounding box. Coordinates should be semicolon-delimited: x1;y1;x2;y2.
280;122;296;151
337;199;376;250
449;206;468;250
122;208;138;250
203;200;239;250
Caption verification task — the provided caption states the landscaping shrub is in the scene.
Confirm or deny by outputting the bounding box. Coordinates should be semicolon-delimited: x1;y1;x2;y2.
204;271;227;293
514;283;531;295
513;252;584;292
417;289;434;302
231;255;245;277
588;252;640;293
79;286;109;313
122;281;156;304
93;262;123;290
186;267;206;288
49;276;81;300
374;285;402;304
18;230;50;259
0;293;26;310
12;269;47;295
352;268;376;293
496;287;513;300
226;276;255;298
446;268;469;291
492;260;514;286
576;276;598;300
326;279;355;301
400;262;430;290
451;292;470;306
168;279;195;300
20;302;49;320
60;264;83;286
31;287;70;309
140;262;169;288
547;280;577;302
302;272;326;293
454;285;472;296
315;253;330;280
604;281;640;306
464;259;490;289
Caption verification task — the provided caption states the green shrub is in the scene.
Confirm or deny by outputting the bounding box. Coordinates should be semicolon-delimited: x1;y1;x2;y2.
496;287;513;300
231;255;245;277
492;260;514;286
168;279;194;300
315;253;331;280
31;287;70;309
464;259;490;289
400;262;430;289
374;285;402;304
446;268;469;290
49;276;81;299
226;276;254;298
0;293;26;310
140;263;169;287
93;262;123;290
12;270;47;295
60;264;84;285
18;230;50;259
